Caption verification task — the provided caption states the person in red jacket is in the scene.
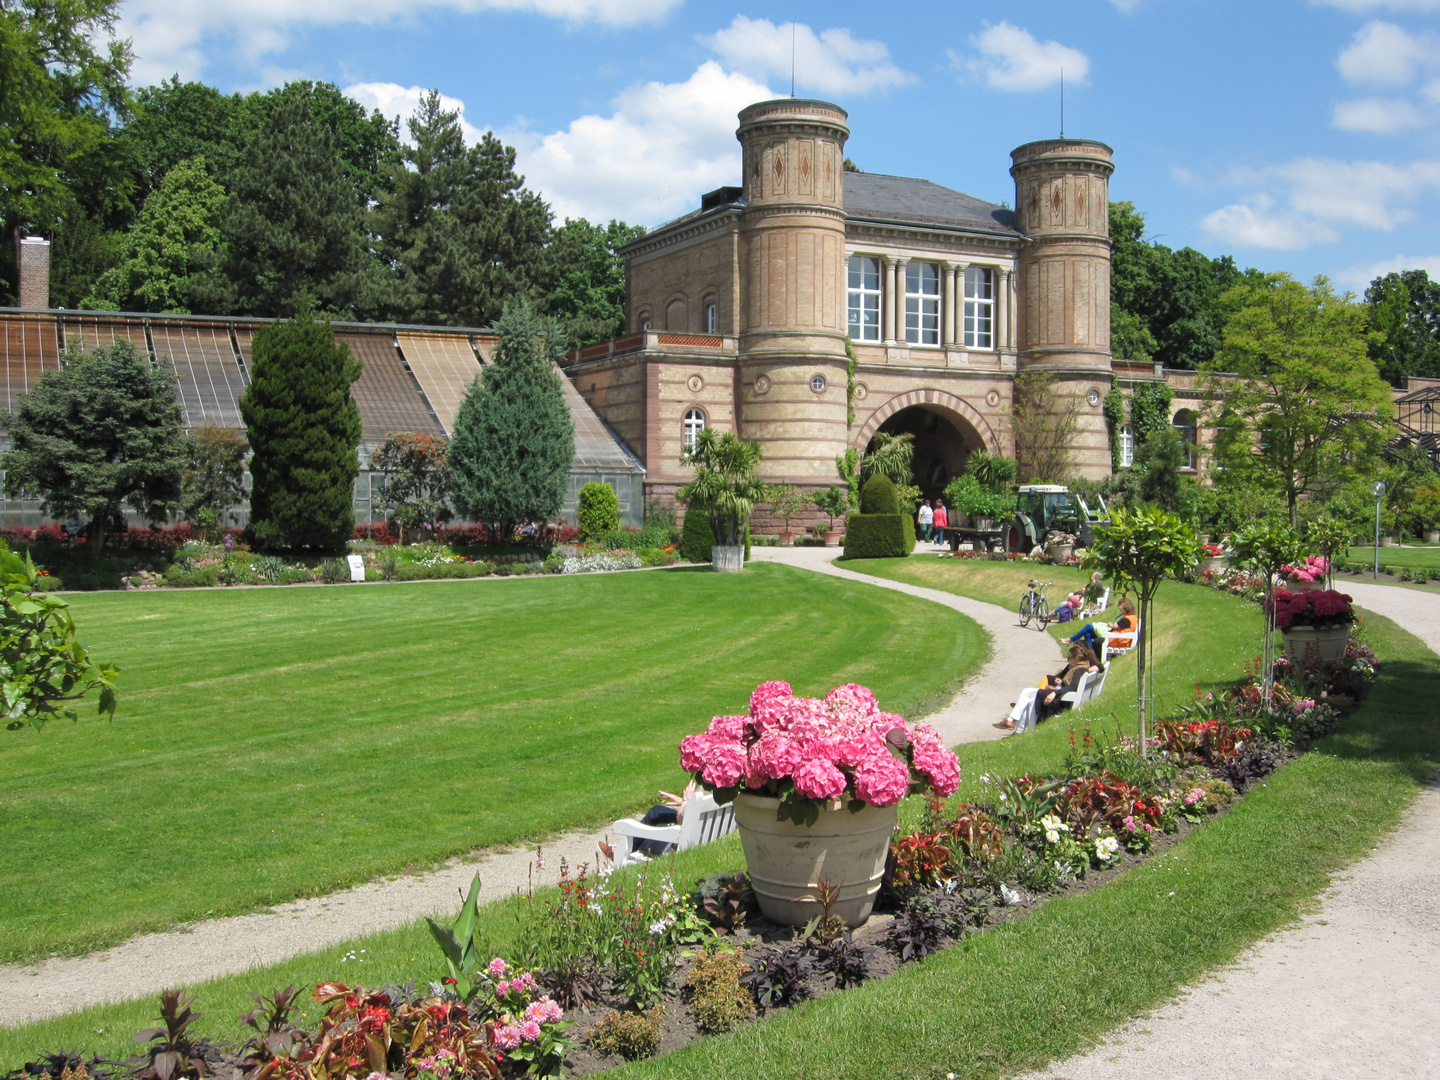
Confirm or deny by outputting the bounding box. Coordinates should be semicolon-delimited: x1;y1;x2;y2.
931;501;948;546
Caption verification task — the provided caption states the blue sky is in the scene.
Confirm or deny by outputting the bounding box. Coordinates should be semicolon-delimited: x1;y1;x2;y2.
112;0;1440;291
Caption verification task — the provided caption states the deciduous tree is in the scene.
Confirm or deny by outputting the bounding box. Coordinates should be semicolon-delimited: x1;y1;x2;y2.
369;432;453;543
1366;269;1440;385
181;426;249;530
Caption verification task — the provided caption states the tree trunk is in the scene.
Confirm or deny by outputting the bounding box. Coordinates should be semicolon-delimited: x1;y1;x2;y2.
86;516;109;556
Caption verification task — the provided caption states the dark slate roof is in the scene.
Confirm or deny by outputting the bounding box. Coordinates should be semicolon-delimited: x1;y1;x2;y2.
843;172;1019;237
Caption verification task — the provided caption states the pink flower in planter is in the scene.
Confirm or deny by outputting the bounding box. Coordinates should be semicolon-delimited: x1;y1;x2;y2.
825;683;879;721
705;714;752;741
853;751;912;807
751;728;803;781
792;757;848;800
910;724;960;796
698;739;748;789
749;680;794;731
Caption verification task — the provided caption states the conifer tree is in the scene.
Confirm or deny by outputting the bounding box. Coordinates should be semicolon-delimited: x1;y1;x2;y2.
240;307;362;551
450;303;574;539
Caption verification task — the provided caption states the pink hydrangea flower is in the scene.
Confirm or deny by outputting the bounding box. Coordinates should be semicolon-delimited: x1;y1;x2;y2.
909;725;960;796
825;683;879;721
706;715;751;741
792;757;847;800
748;680;793;731
698;739;747;789
852;751;911;807
750;728;803;782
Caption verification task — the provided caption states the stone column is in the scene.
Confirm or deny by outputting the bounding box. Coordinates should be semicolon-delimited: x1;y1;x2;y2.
894;257;910;344
954;262;970;347
883;256;898;344
942;263;958;347
996;268;1010;350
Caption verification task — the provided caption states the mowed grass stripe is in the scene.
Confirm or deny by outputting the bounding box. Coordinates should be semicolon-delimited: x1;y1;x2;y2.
1;565;986;964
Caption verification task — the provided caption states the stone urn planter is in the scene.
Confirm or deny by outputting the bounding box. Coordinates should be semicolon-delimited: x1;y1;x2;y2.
1281;624;1349;663
1426;529;1439;544
731;792;898;928
1380;535;1395;548
778;531;796;547
1199;555;1226;574
823;530;843;547
1048;542;1074;561
711;544;745;572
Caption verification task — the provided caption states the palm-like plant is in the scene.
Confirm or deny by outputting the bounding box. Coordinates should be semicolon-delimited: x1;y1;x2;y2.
679;429;766;547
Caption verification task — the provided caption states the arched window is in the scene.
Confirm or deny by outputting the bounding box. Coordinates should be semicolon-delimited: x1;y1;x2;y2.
665;298;688;331
1119;424;1135;468
1173;409;1198;469
683;407;706;452
638;312;651;332
905;262;941;346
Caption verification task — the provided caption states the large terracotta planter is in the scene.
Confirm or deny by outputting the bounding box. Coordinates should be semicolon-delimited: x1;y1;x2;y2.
711;544;745;572
823;530;843;547
731;792;898;928
1281;624;1349;663
778;532;796;547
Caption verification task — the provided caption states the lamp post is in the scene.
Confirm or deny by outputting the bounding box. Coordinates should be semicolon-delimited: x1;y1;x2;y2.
1372;480;1387;579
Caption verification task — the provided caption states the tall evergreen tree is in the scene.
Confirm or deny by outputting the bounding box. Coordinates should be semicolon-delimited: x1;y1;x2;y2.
450;303;574;538
240;307;362;552
0;340;186;552
222;89;392;318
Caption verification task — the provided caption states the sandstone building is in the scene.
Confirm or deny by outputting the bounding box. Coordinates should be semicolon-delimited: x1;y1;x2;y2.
562;98;1141;517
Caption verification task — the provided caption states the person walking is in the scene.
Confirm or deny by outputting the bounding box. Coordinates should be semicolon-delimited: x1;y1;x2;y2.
932;500;948;547
917;499;933;542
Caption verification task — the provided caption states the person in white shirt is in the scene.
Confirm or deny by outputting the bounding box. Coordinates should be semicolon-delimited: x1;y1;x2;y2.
917;500;933;542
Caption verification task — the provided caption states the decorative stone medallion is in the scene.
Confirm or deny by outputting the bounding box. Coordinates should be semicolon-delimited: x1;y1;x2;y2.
985;389;1001;407
753;374;771;395
687;375;704;393
854;382;868;401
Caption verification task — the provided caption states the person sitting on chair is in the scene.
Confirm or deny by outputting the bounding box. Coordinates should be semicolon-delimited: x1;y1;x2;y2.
631;780;697;857
1070;595;1136;655
1036;644;1100;722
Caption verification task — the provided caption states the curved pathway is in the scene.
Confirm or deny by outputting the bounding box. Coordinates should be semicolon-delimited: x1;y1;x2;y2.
0;553;1044;1029
1021;581;1440;1080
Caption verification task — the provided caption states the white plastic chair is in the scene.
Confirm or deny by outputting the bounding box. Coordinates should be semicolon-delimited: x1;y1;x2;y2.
1059;670;1094;710
1008;687;1040;734
1079;588;1110;619
610;790;737;867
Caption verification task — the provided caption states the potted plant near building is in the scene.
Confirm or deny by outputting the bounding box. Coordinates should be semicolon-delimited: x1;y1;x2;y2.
678;429;765;572
812;485;850;546
944;474;1014;532
766;483;807;546
1047;531;1078;561
679;680;960;927
1199;542;1227;573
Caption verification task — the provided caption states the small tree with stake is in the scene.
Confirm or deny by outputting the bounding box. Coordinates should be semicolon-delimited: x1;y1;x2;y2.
1084;507;1201;753
1229;521;1305;708
766;483;808;539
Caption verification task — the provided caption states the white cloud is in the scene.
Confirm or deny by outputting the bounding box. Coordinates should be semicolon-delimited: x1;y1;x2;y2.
704;16;914;96
1333;96;1431;131
343;82;488;145
1201;157;1440;249
1201;198;1336;250
1337;21;1440;86
1336;253;1440;289
952;22;1089;92
509;61;774;225
118;0;682;83
1109;0;1147;10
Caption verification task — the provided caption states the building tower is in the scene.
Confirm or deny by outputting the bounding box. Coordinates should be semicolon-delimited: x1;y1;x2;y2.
734;99;851;486
1010;139;1116;478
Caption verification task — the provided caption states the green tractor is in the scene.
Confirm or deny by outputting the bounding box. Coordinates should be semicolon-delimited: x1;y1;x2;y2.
1004;484;1109;554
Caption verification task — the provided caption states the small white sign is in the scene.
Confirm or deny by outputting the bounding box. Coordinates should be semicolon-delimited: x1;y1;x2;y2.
347;554;366;582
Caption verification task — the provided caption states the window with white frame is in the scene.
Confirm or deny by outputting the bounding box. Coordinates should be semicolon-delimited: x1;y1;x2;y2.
1119;424;1135;468
846;256;881;341
905;262;941;346
963;266;994;349
683;408;706;452
1173;410;1198;469
705;302;717;334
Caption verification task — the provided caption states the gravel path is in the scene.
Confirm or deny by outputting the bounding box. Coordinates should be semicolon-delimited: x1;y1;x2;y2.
1;552;1054;1029
1020;579;1440;1080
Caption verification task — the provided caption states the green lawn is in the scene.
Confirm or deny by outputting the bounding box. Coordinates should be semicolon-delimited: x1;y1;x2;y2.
0;565;985;964
4;572;1430;1080
1344;544;1440;569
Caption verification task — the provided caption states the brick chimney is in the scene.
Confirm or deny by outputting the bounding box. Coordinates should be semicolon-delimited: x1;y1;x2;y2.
15;234;51;309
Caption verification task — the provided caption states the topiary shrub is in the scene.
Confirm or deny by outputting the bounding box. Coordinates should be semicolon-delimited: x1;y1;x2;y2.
859;474;899;515
843;513;915;559
680;510;716;563
577;482;620;542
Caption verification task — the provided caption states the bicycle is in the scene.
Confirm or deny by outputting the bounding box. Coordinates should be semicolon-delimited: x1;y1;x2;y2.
1018;579;1054;629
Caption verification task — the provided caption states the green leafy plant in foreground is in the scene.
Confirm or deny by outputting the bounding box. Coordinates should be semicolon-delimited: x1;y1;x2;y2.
1;551;118;730
426;873;486;1002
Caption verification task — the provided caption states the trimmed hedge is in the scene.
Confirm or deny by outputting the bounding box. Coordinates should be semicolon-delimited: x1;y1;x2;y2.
842;513;915;559
681;511;716;563
577;482;620;541
860;474;899;514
